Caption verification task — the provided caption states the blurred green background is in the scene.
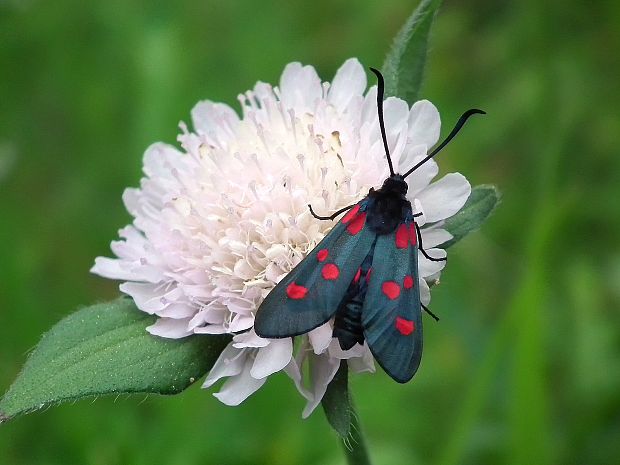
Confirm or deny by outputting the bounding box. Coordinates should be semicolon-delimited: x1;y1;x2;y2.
1;1;619;464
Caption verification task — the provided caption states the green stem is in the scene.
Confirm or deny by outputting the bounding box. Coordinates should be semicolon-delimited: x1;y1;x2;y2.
322;360;372;464
342;401;372;465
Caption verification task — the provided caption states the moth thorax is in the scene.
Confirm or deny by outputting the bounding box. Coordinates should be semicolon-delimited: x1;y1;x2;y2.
381;175;408;196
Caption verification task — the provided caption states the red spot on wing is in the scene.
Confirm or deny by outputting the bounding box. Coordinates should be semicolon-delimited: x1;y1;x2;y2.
346;212;366;235
395;224;409;249
395;317;415;335
353;267;361;284
286;282;308;300
409;223;417;246
366;267;373;283
403;275;414;289
322;263;340;280
317;248;329;262
341;205;360;224
382;281;401;300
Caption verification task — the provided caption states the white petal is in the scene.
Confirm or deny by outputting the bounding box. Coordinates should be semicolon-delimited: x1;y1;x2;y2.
408;100;441;147
212;357;267;406
250;338;293;379
146;317;192;339
328;338;365;359
142;142;184;178
283;358;309;395
228;313;254;332
377;97;410;159
361;85;378;124
404;150;439;198
328;58;367;111
121;188;141;216
419;278;431;306
188;307;226;330
202;343;246;389
232;329;270;349
347;345;376;374
425;271;442;284
191;100;239;135
252;81;276;102
308;323;333;354
412;198;427;226
90;257;135;281
193;325;229;335
279;62;322;111
416;173;471;223
384;98;410;138
302;353;341;418
418;249;447;277
119;282;165;313
420;228;453;249
158;302;197;319
285;341;313;401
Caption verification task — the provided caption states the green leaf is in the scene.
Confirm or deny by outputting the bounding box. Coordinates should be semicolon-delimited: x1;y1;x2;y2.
382;0;442;104
321;360;351;438
0;298;229;424
442;184;501;248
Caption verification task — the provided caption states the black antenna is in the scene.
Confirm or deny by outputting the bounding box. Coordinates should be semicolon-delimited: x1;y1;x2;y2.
369;67;395;177
403;109;485;179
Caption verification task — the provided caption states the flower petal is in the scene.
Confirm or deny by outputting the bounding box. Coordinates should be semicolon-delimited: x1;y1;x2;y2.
202;343;246;389
90;257;136;281
328;338;365;359
408;100;441;147
284;357;312;400
146;317;192;339
232;329;270;349
119;282;165;313
404;150;439;198
250;338;293;379
418;249;447;277
419;278;431;306
328;58;366;112
308;323;333;354
213;357;267;406
193;325;229;335
279;62;322;112
419;228;453;249
191;100;239;136
347;345;376;374
301;352;341;418
142;142;185;179
416;173;471;223
228;313;254;333
158;302;196;319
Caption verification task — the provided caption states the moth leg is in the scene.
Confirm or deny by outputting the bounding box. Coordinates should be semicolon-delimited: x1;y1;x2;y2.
308;203;356;221
413;212;423;218
421;304;440;321
415;223;447;262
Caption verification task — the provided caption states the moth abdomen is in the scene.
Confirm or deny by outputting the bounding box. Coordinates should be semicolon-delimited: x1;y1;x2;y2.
333;246;374;350
333;293;365;350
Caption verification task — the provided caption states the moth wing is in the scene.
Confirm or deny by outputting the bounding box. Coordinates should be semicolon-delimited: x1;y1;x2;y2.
255;205;376;338
361;223;423;383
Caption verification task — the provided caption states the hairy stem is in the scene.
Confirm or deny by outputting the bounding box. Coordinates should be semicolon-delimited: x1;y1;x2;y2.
342;401;372;465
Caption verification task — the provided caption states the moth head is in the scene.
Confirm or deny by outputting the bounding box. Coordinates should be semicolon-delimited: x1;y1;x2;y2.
381;174;408;196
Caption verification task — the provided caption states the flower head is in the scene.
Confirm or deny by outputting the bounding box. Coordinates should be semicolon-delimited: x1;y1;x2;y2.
91;58;470;415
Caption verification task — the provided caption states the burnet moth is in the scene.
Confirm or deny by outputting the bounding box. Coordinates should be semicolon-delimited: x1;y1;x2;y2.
254;68;484;383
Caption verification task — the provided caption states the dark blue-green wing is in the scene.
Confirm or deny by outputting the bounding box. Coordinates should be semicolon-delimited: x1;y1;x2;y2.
362;222;423;383
255;204;376;338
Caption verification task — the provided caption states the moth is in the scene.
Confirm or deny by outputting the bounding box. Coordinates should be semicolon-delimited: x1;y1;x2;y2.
255;68;483;383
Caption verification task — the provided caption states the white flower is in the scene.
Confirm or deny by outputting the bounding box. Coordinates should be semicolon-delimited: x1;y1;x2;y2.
91;58;470;416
